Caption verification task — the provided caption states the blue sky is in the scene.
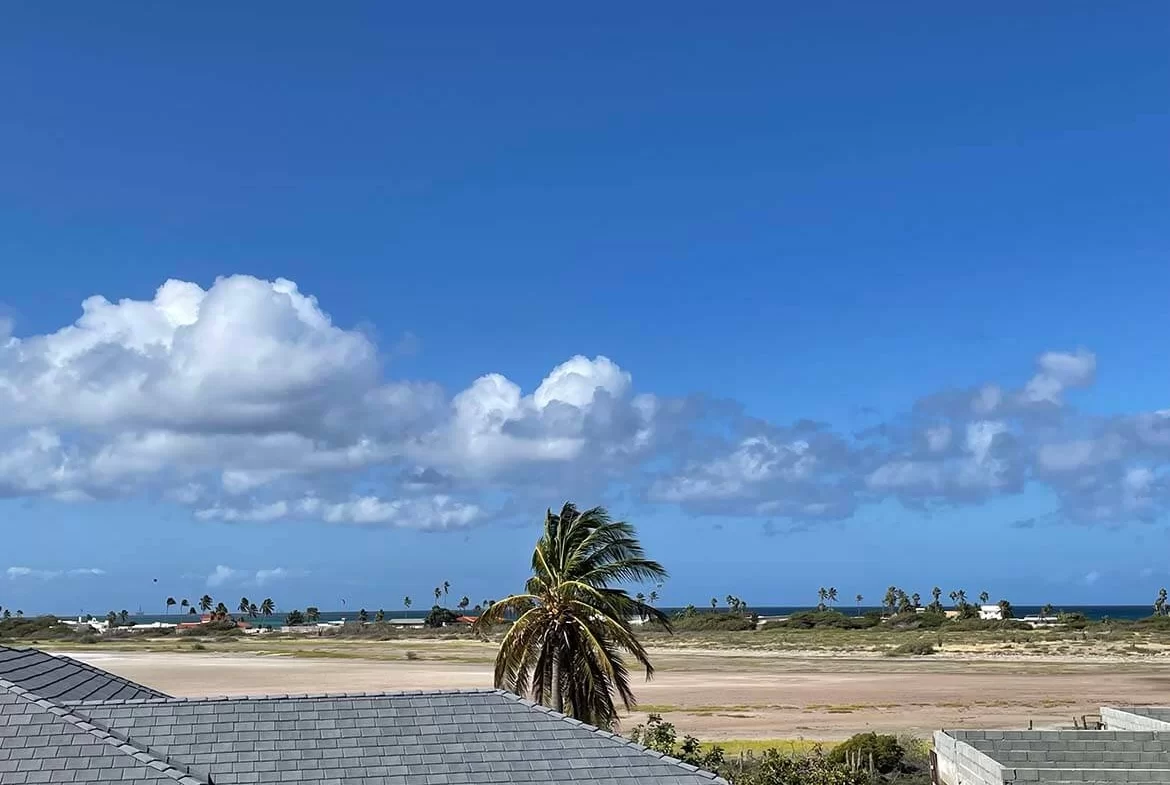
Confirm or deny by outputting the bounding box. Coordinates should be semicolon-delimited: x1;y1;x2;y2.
2;4;1168;615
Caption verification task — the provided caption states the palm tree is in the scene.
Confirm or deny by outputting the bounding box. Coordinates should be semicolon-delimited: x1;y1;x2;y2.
855;593;863;616
1041;603;1055;620
404;596;412;618
979;591;990;605
199;595;213;613
930;586;943;612
443;581;450;599
997;599;1013;620
648;590;659;606
376;609;385;623
248;602;258;619
911;593;921;609
635;592;645;604
119;610;130;625
188;606;197;615
883;586;898;615
817;587;827;611
434;586;442;604
710;597;717;611
238;597;251;617
473;503;669;729
106;611;117;626
956;589;968;608
306;606;320;623
358;608;368;623
165;597;176;615
828;587;838;609
1156;589;1169;617
260;598;275;617
180;598;189;613
458;596;470;612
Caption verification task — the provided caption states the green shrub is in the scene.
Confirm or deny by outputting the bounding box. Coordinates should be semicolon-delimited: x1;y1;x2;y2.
668;612;757;632
735;748;869;785
944;618;1030;632
828;732;905;773
886;640;936;656
773;611;858;629
424;606;460;628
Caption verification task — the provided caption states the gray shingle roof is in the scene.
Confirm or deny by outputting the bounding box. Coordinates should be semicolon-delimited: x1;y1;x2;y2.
0;679;205;785
0;647;169;704
74;689;727;785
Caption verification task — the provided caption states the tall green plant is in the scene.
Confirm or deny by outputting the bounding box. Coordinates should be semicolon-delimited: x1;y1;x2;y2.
474;503;668;729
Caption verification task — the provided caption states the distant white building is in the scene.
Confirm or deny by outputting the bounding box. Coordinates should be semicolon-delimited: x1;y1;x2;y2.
979;604;1002;620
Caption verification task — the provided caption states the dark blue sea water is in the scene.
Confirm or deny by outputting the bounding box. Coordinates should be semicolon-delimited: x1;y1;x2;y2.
83;604;1154;625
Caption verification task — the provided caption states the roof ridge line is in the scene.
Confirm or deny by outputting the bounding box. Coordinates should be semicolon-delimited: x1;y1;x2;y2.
69;686;508;705
0;678;208;785
494;690;730;784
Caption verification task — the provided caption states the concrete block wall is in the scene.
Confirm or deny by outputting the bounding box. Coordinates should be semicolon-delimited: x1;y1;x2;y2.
1100;707;1170;732
961;729;1170;769
935;731;1009;785
936;728;1170;784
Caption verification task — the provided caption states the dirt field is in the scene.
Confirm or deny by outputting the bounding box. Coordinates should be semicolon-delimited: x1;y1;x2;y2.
58;643;1170;741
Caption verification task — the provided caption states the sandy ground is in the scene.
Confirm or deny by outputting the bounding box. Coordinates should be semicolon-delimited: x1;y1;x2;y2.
59;647;1170;741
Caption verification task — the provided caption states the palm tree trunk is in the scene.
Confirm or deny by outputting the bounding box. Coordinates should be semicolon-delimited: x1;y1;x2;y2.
550;653;563;714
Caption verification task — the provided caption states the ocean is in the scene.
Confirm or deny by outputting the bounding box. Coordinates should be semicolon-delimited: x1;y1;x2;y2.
79;604;1155;625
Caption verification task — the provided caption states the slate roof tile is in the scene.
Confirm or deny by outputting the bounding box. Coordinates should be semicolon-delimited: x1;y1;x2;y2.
0;648;168;705
74;688;727;784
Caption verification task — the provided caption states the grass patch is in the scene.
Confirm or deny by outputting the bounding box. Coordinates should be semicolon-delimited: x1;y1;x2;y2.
704;739;837;756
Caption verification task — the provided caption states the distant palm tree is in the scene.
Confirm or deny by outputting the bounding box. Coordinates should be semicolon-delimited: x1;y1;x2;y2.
214;602;229;619
238;597;251;616
199;595;213;613
911;593;921;609
358;608;368;623
710;597;718;611
817;587;827;611
636;592;646;604
930;587;943;612
434;586;442;604
979;591;990;605
119;610;130;625
1041;603;1055;620
404;596;412;618
106;611;117;626
855;594;863;616
458;596;470;612
883;586;898;615
375;609;385;623
306;606;320;623
997;599;1013;620
956;590;968;608
165;597;176;615
248;602;258;618
648;590;659;606
188;606;197;615
828;587;838;609
1156;589;1169;617
443;581;450;599
180;598;189;612
260;598;275;617
949;590;959;607
473;503;668;729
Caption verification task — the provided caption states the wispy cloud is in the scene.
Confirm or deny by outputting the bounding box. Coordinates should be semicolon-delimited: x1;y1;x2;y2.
206;565;304;588
6;566;105;580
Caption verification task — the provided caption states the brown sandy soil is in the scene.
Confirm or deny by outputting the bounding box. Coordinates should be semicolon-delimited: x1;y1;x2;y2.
59;646;1170;741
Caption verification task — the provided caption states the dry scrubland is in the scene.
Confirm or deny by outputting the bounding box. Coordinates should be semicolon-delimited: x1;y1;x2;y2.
40;621;1170;742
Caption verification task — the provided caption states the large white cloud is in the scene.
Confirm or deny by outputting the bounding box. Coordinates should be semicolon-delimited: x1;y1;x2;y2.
0;277;665;527
1;276;1167;529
